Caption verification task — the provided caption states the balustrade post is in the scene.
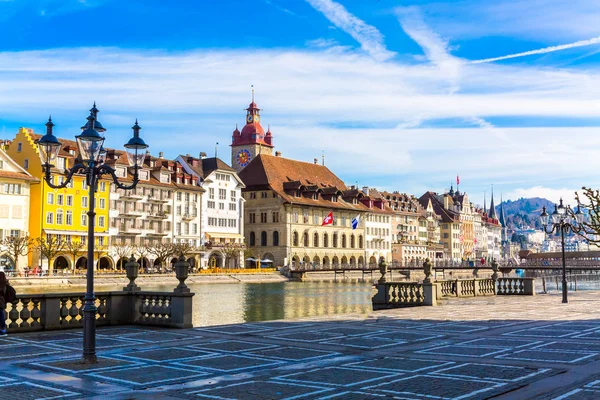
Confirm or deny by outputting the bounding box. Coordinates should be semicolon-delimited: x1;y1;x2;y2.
41;296;62;330
473;279;479;297
423;282;437;306
456;280;463;297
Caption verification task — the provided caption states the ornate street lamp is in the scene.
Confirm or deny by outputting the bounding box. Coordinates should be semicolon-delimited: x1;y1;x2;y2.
539;198;585;304
37;104;148;363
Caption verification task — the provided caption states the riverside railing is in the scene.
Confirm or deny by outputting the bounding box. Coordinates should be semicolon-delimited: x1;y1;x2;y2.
4;255;195;333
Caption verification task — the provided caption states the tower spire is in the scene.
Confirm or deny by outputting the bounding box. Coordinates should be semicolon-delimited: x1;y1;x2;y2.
489;185;498;219
251;84;254;103
483;191;487;215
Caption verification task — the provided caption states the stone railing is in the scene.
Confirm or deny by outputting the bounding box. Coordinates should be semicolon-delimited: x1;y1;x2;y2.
5;255;194;333
436;279;497;298
372;282;425;310
496;277;535;295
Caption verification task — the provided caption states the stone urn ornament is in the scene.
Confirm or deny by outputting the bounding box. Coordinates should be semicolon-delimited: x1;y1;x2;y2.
174;254;191;293
423;258;433;283
124;254;140;292
378;256;388;284
491;259;499;281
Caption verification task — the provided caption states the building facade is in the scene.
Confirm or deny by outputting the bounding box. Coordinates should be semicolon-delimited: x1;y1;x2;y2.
0;147;37;271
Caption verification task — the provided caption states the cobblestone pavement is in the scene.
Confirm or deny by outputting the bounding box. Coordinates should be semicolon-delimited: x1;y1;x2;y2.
4;291;600;399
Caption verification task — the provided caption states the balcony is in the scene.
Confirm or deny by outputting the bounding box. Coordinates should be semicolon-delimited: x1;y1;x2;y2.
118;225;141;235
119;208;143;218
181;214;196;221
121;190;143;200
148;194;171;204
148;212;169;219
205;242;246;250
147;231;168;237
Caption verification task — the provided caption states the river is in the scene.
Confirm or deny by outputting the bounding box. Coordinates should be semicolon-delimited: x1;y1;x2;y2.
19;281;375;327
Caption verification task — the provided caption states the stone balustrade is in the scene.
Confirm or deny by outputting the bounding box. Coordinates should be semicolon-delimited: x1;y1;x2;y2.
497;277;536;296
4;254;194;333
436;278;497;298
372;282;426;310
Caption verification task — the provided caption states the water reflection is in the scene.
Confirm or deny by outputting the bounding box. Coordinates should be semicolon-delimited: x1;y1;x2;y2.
18;281;374;327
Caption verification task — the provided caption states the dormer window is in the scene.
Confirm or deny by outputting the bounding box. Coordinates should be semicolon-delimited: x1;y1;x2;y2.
331;196;337;203
313;193;318;200
140;170;149;181
69;149;75;156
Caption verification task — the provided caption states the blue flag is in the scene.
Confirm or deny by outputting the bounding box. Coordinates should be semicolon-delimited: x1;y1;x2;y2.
351;215;360;229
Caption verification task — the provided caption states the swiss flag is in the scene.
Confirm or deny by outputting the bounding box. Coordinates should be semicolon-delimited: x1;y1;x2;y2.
322;212;333;226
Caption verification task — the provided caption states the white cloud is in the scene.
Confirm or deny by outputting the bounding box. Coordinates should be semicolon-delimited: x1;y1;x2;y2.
471;36;600;64
505;186;580;206
305;0;395;61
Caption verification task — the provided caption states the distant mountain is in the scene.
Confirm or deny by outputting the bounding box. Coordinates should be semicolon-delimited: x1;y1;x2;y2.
495;197;555;230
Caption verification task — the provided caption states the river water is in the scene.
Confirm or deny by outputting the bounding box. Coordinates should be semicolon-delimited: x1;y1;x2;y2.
20;281;374;327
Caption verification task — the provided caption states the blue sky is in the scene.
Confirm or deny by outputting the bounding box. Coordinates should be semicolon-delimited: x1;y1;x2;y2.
1;0;600;207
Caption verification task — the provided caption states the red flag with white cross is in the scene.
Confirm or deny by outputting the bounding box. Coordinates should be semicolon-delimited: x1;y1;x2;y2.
322;212;333;226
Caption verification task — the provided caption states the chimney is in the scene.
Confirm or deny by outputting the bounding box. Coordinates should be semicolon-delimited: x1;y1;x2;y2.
314;158;318;164
200;152;207;159
186;153;190;157
158;151;164;158
363;186;369;195
275;151;281;157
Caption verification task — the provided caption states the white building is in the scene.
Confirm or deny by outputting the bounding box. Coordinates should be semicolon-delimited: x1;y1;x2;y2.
0;147;37;271
176;154;245;268
361;188;394;264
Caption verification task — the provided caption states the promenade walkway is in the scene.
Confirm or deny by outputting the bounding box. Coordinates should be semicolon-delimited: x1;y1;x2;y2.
2;292;600;399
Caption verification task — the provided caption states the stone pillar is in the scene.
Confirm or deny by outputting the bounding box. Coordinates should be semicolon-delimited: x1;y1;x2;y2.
523;278;536;296
423;283;437;306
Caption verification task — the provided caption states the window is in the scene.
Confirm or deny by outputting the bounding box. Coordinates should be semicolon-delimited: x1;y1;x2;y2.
184;223;189;235
17;142;22;152
185;192;190;201
207;201;215;209
250;192;256;199
66;195;73;206
292;231;299;246
303;213;308;223
323;233;329;247
47;193;54;204
64;210;72;226
219;189;226;200
261;192;267;198
230;190;236;201
313;232;319;247
176;223;182;235
333;233;338;248
249;232;256;246
351;235;355;248
273;231;279;246
261;212;267;223
82;197;88;208
219;203;225;210
261;231;267;246
3;183;21;194
81;212;87;226
0;160;3;169
209;188;214;199
228;219;237;228
99;181;106;191
46;212;54;224
192;224;197;234
359;235;364;248
57;194;64;206
56;210;63;225
303;232;309;246
24;159;29;170
272;212;279;223
229;203;236;211
98;236;105;246
249;213;256;223
98;216;105;228
177;192;182;201
342;234;347;248
99;198;105;209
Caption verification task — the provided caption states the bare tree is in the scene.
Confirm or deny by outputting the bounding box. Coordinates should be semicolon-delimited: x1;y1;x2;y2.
1;235;34;272
222;242;242;269
147;242;176;270
36;236;65;272
134;243;151;270
64;240;85;273
112;242;133;270
576;187;600;243
173;241;194;257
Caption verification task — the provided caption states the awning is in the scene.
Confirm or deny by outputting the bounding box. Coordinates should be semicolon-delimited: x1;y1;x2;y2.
204;232;243;239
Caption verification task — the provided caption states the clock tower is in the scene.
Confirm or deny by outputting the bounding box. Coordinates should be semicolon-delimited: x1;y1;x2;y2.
231;94;274;173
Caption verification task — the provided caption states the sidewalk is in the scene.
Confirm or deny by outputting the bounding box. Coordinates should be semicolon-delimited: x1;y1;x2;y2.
2;292;600;399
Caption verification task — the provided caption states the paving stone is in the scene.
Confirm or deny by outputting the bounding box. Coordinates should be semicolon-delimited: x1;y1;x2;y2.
50;336;146;350
532;341;600;353
277;331;343;342
416;322;490;333
96;327;149;336
33;356;142;373
196;324;269;335
245;346;339;361
367;331;443;342
363;374;504;399
0;382;80;399
318;326;383;337
460;338;541;348
18;332;82;343
0;344;63;360
549;388;600;399
417;344;510;358
496;349;598;364
192;380;333;399
175;354;284;372
320;336;404;349
504;329;577;338
345;357;453;372
123;331;200;343
433;363;550;382
573;331;600;340
87;365;207;387
191;340;277;353
317;391;390;399
277;366;399;387
117;347;214;362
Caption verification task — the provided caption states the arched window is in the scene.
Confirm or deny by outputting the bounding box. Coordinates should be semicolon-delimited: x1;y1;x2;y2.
342;234;347;248
293;231;299;246
333;233;338;248
350;235;355;248
249;232;256;246
273;231;279;246
323;233;329;248
313;232;319;247
303;232;309;247
359;235;364;248
261;231;267;246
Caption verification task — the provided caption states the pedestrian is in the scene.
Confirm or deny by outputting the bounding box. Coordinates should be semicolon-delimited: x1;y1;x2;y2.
0;271;13;336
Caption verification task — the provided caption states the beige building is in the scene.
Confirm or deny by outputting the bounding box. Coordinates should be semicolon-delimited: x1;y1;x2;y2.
239;154;374;267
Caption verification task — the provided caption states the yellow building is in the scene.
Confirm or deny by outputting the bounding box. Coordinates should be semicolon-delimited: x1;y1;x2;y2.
6;128;110;271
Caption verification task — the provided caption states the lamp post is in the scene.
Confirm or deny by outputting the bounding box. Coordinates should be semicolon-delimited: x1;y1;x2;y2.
37;104;148;363
539;198;585;304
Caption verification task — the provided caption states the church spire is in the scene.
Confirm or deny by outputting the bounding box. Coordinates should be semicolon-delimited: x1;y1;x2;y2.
499;194;507;227
483;191;487;215
489;185;498;219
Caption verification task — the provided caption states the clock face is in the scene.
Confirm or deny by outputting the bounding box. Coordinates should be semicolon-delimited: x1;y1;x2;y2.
246;114;253;123
254;115;260;123
237;149;251;167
